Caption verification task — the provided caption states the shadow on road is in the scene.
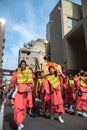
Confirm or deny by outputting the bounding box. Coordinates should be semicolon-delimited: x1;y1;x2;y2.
4;112;17;130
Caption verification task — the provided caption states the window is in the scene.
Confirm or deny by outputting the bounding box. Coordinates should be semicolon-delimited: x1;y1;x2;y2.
67;17;79;28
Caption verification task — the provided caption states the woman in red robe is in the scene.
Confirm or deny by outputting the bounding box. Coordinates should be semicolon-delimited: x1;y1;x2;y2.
11;60;34;130
26;69;35;116
44;66;65;123
73;74;80;104
64;75;74;109
36;71;46;115
76;70;87;117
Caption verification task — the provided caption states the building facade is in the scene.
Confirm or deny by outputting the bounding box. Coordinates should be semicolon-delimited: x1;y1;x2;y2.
0;18;5;68
18;39;46;71
47;0;87;71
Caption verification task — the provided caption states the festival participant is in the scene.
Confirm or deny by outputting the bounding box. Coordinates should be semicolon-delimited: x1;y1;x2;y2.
44;66;65;123
64;75;74;111
27;68;35;116
36;70;46;115
58;69;67;101
73;74;80;104
11;60;34;130
76;70;87;117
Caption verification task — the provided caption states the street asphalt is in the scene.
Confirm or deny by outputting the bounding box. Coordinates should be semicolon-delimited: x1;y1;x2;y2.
3;98;87;130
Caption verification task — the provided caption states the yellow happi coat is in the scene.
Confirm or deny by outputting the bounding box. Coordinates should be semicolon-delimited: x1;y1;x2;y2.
76;77;87;111
46;74;60;89
68;79;74;88
45;74;64;114
80;77;87;87
17;68;34;86
12;68;35;126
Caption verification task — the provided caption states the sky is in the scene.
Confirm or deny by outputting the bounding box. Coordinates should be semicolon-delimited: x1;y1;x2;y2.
0;0;81;71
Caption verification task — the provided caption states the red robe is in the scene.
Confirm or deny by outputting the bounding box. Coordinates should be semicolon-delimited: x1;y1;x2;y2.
73;76;80;102
64;79;74;105
11;72;27;125
76;77;87;111
27;74;35;109
27;87;34;109
36;78;45;108
44;78;64;114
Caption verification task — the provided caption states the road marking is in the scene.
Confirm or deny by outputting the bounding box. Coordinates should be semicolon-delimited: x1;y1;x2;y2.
0;99;6;130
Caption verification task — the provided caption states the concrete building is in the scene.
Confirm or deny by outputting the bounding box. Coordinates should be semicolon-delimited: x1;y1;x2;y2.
0;18;5;68
47;0;87;71
18;39;46;71
18;48;31;67
46;22;50;43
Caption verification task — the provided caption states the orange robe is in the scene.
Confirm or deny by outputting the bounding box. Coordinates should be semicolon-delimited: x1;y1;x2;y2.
76;77;87;111
64;79;74;105
11;72;27;125
27;87;34;109
73;76;80;102
44;77;65;114
37;78;45;108
59;75;67;99
27;74;35;109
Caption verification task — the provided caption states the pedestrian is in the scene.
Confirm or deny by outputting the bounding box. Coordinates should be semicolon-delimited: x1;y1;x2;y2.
36;70;46;116
64;75;74;111
11;60;34;130
76;70;87;117
44;66;65;123
73;73;80;108
27;67;35;116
